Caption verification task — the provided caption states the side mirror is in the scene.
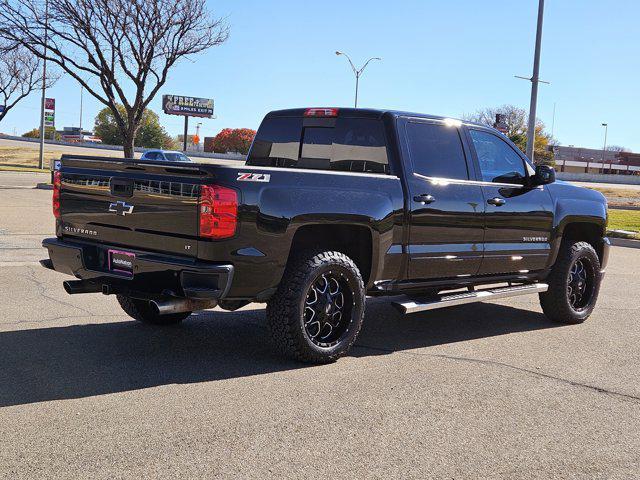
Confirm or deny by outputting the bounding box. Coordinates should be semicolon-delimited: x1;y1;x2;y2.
533;164;555;186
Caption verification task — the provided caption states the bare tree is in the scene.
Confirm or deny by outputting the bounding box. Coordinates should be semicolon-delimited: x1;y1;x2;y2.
606;145;630;153
0;43;55;124
0;0;228;158
463;105;529;138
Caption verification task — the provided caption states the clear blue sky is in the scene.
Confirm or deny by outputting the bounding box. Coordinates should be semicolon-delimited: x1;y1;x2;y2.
2;0;639;151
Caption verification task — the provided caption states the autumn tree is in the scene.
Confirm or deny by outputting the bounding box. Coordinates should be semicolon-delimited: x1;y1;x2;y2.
464;104;556;164
22;127;60;140
0;0;228;158
0;43;56;123
210;128;256;155
94;106;175;150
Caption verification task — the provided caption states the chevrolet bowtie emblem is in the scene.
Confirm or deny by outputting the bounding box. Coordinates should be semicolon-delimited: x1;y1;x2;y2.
108;201;134;216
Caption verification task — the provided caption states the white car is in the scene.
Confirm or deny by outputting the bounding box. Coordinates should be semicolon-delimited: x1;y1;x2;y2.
140;150;191;162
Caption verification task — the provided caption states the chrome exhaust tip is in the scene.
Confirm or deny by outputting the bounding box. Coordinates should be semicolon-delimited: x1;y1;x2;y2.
150;298;217;315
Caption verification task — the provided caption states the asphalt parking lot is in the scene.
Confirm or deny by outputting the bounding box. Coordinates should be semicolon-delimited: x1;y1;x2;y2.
1;171;639;479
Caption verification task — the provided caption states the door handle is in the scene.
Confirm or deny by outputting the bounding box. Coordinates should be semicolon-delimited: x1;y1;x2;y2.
413;194;435;204
487;197;506;206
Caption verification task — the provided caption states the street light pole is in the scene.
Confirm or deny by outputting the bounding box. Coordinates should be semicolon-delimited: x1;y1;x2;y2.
601;123;608;162
335;51;381;108
38;0;49;170
79;84;84;130
525;0;545;163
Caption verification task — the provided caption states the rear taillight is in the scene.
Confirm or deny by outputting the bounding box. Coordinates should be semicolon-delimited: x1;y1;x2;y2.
52;170;61;218
304;108;339;117
199;184;238;239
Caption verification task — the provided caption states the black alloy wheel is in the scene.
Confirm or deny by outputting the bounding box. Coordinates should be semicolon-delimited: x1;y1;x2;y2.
566;257;595;311
303;271;354;348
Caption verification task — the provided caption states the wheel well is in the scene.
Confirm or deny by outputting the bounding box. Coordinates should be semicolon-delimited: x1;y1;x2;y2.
562;222;605;262
289;224;373;284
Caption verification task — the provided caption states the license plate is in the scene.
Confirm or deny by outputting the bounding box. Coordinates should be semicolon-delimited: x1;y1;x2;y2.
108;249;135;276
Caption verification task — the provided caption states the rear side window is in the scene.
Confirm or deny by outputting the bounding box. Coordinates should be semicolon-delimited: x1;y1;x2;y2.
247;117;389;174
405;122;469;180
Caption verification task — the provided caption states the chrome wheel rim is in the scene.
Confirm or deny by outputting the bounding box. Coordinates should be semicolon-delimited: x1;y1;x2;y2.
303;271;353;348
567;257;595;311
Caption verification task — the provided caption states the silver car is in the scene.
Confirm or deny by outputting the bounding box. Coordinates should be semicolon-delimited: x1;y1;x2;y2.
140;150;191;162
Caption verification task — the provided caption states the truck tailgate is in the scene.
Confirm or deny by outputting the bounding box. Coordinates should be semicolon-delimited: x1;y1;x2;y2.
59;156;209;257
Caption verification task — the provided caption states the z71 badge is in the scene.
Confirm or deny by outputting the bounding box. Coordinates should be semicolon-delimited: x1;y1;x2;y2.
237;172;270;183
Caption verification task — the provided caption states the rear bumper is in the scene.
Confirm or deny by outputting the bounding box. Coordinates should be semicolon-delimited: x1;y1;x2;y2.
41;237;233;300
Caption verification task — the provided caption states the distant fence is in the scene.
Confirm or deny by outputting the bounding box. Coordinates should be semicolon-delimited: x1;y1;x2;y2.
556;172;640;185
0;134;246;161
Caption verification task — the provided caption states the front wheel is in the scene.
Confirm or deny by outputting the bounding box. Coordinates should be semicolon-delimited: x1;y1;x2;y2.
539;241;602;324
266;251;366;363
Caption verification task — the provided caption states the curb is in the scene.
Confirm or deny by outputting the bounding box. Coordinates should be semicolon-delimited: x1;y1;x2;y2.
36;183;53;190
610;237;640;249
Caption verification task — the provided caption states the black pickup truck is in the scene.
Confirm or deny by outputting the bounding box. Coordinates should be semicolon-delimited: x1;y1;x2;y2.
42;107;610;363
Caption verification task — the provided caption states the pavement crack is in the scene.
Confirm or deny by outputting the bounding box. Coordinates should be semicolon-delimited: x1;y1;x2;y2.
354;344;640;404
23;266;95;317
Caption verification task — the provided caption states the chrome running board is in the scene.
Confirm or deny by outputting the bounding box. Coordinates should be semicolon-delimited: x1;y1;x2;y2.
392;283;549;315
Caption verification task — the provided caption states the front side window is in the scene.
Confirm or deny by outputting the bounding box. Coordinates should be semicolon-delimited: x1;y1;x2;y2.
469;130;527;184
405;122;469;180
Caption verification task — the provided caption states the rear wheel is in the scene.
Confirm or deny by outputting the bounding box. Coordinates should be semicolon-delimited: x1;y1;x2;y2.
539;241;601;324
116;294;190;325
266;250;366;363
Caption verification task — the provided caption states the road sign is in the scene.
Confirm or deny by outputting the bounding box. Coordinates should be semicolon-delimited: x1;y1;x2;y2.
45;98;55;111
162;95;214;118
0;105;5;114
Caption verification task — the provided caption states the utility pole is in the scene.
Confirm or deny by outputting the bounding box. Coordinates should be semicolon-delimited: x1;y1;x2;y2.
515;0;546;163
527;0;545;162
335;51;381;108
601;123;608;162
38;0;49;170
79;84;84;130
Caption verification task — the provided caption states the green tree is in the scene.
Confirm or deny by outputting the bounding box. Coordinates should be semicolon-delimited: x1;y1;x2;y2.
94;105;175;151
464;105;556;165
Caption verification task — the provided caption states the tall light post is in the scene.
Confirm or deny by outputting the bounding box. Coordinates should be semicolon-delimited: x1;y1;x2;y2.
601;123;608;162
79;84;84;130
335;51;381;108
515;0;546;163
38;0;49;170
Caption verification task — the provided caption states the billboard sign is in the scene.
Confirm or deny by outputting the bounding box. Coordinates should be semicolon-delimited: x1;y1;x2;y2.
45;98;55;111
162;95;214;118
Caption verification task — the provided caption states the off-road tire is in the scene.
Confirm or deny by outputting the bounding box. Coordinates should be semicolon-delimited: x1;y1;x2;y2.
266;250;366;363
539;241;601;324
116;294;190;325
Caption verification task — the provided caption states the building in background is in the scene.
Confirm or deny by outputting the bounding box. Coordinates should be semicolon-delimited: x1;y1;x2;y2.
58;126;102;143
552;146;639;175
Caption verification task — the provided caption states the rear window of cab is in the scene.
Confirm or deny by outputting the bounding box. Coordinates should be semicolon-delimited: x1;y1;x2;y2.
247;117;389;174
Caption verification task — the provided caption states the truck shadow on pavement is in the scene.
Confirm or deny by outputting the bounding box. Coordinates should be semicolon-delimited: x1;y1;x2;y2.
0;299;559;407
